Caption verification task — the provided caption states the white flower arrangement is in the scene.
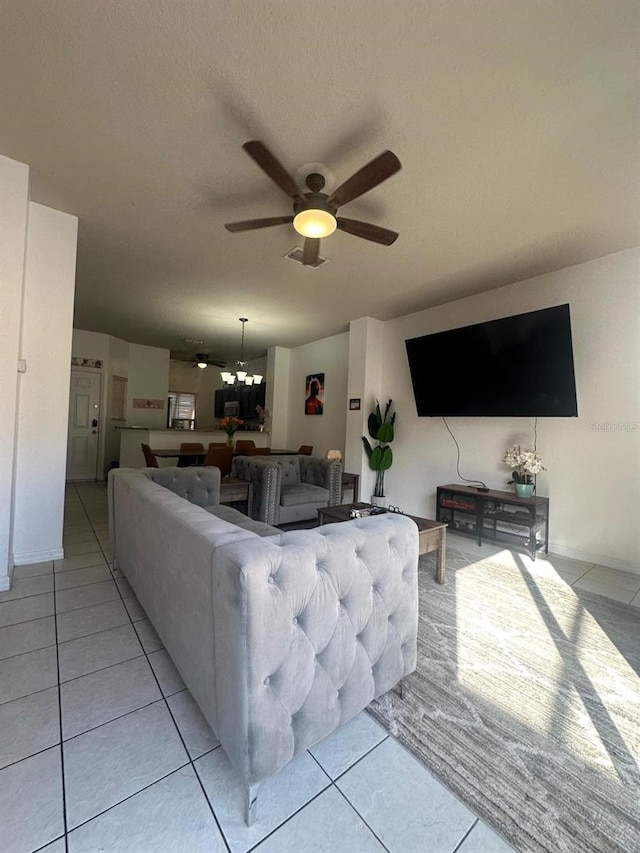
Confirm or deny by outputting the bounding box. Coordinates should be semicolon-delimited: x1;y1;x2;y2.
502;444;546;485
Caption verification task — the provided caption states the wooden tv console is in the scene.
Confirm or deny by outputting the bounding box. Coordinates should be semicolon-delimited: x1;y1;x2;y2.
436;483;549;560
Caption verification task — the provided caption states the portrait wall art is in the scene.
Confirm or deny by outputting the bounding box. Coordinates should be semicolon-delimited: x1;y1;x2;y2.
304;373;324;415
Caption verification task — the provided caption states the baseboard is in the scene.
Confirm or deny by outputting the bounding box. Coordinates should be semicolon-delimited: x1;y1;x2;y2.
548;541;639;576
13;547;64;566
0;574;11;591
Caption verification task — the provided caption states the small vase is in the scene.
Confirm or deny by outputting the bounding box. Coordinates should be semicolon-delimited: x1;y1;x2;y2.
259;425;264;432
514;483;534;498
370;495;386;507
226;435;234;447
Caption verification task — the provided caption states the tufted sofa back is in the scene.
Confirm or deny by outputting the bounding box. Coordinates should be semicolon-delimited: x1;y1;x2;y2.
144;466;221;507
276;455;301;485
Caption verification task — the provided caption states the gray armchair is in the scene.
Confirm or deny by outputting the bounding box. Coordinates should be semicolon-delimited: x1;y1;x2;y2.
232;454;342;525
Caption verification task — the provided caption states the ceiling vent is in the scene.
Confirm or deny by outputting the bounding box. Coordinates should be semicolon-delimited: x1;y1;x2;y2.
285;247;328;269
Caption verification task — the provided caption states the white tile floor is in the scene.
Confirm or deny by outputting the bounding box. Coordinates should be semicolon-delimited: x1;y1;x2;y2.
1;482;636;853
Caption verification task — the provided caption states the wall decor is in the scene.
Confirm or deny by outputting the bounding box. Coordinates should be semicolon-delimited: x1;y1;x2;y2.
304;373;324;415
133;398;164;409
71;356;103;369
349;398;361;411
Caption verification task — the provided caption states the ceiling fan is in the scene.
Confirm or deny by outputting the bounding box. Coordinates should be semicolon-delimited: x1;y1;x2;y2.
224;141;401;266
171;350;226;370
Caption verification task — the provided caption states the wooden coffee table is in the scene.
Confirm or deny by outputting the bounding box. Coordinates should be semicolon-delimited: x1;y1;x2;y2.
317;503;447;584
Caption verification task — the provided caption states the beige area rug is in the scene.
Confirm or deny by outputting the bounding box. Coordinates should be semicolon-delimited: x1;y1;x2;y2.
369;544;640;853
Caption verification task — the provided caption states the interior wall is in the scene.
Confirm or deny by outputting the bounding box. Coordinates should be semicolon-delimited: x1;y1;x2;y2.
13;202;78;564
0;155;29;588
381;248;640;571
126;343;170;429
285;332;349;458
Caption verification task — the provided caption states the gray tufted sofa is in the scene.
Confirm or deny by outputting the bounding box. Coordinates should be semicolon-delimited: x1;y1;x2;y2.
231;454;342;525
108;465;418;825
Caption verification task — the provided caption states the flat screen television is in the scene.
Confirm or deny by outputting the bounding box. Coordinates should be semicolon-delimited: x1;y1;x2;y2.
405;304;578;417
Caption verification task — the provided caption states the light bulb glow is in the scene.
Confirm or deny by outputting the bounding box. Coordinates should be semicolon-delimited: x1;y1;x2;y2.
236;370;247;382
252;374;263;385
197;362;208;369
244;375;254;386
293;209;336;238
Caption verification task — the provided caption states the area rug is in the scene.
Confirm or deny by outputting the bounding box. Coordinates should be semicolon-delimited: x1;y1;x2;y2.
368;544;640;853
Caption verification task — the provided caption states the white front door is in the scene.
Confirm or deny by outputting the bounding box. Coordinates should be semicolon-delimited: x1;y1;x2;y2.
66;369;102;480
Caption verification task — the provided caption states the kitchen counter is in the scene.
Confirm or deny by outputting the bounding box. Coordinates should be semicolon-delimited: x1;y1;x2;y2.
118;428;270;468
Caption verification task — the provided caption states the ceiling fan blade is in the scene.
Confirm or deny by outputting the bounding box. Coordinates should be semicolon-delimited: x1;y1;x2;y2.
328;151;401;208
336;217;399;246
243;141;303;199
302;237;320;266
225;216;294;232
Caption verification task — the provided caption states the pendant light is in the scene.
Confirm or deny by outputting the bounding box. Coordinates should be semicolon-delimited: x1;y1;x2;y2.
221;318;263;386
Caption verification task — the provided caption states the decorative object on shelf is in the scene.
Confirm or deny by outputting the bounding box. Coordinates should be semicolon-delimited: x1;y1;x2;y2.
502;444;545;497
362;399;396;499
255;405;269;431
220;319;263;387
304;373;324;415
219;416;244;446
71;356;103;369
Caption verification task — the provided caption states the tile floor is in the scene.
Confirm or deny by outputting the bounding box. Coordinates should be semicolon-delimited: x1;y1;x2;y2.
1;482;637;853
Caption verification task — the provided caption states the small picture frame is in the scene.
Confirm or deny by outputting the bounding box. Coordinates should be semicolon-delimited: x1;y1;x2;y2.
349;398;361;411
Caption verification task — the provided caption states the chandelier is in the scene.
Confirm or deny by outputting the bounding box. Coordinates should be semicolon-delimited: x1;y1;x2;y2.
220;318;263;386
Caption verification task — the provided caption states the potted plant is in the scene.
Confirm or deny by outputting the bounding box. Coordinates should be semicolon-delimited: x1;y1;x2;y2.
362;399;396;502
219;416;244;446
502;444;545;497
255;405;269;432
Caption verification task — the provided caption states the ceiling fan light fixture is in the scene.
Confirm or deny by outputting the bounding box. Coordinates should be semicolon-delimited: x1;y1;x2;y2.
293;209;336;238
196;361;208;369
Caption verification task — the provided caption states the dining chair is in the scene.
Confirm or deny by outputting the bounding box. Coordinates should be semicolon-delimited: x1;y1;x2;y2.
177;442;204;467
202;445;234;477
298;445;313;456
235;439;256;451
141;443;159;468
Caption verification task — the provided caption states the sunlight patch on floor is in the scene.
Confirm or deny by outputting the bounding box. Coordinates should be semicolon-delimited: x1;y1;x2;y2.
454;564;640;782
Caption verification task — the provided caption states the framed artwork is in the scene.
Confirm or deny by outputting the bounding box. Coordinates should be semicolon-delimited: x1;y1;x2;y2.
133;398;165;409
304;373;324;415
349;398;361;411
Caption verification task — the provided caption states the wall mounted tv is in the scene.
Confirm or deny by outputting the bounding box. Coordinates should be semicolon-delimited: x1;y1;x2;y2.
405;304;578;417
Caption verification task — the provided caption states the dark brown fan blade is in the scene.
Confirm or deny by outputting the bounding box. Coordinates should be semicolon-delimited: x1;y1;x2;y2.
225;216;293;232
336;217;399;245
243;141;303;199
302;238;320;266
327;151;401;208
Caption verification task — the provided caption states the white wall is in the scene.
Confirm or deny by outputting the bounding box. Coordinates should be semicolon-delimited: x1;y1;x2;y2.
381;248;640;571
126;343;170;428
285;332;349;458
13;202;78;564
0;156;29;588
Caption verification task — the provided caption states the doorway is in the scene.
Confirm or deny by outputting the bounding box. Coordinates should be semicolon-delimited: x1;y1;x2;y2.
66;368;102;480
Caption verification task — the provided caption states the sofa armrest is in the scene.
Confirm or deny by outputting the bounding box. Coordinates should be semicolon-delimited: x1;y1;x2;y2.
299;457;342;506
211;513;418;788
231;457;281;524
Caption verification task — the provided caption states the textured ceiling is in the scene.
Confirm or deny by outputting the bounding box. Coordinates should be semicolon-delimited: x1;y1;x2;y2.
1;0;638;365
